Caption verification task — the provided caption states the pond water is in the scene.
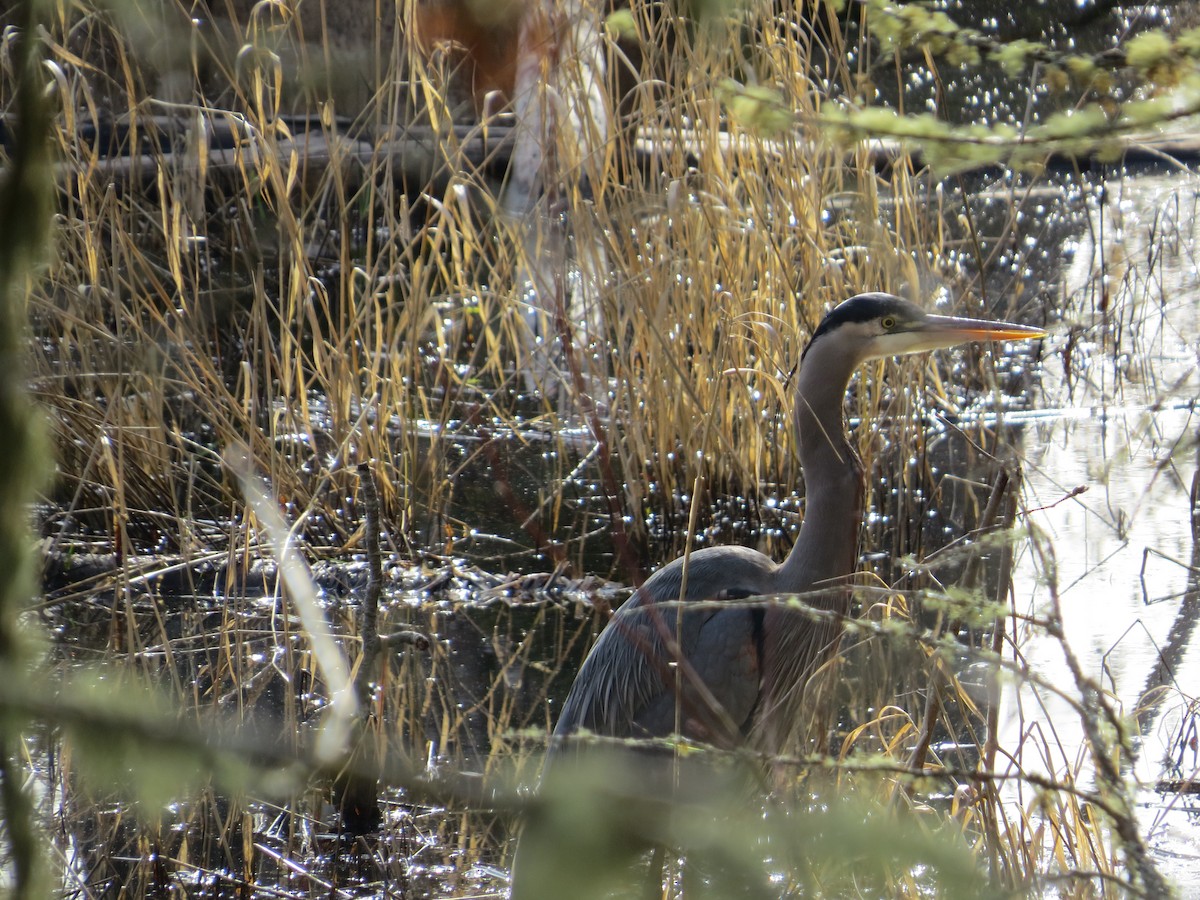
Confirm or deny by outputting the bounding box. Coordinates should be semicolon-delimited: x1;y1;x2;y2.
1004;171;1200;884
35;166;1200;900
444;164;1200;892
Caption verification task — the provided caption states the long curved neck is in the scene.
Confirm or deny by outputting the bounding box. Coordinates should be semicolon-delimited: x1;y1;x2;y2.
774;340;866;597
753;337;868;753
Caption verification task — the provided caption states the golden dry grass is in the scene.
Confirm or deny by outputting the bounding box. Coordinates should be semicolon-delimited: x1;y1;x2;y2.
27;0;976;566
6;0;1139;896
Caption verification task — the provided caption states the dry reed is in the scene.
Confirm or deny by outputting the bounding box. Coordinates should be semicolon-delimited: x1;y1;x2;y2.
6;0;1136;896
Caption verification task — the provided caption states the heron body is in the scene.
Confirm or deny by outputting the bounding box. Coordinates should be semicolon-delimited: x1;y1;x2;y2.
551;293;1045;754
508;294;1044;898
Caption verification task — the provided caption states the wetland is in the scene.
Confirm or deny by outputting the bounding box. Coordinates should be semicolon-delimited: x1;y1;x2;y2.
5;0;1200;896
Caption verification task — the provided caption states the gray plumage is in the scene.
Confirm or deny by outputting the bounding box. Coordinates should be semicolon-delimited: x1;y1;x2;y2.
509;294;1043;898
550;293;1044;755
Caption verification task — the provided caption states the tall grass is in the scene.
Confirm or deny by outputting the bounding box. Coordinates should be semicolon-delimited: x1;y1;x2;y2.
6;0;1152;897
27;0;974;568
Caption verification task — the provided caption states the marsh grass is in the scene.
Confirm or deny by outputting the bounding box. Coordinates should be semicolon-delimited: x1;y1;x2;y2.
30;0;969;565
2;0;1153;896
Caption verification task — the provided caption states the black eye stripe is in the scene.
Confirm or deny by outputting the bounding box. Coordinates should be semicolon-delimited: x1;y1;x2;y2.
806;293;915;352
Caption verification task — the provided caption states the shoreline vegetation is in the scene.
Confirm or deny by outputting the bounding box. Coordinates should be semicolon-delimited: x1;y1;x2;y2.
2;0;1190;895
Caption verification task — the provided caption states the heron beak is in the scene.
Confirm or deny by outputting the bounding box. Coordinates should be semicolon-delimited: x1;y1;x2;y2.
900;314;1047;353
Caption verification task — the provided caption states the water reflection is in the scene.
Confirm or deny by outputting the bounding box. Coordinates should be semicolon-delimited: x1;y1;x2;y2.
1006;171;1200;879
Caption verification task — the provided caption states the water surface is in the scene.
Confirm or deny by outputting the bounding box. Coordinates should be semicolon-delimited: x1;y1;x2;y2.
1007;171;1200;883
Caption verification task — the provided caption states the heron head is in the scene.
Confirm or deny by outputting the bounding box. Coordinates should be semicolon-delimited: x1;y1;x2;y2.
804;292;1047;365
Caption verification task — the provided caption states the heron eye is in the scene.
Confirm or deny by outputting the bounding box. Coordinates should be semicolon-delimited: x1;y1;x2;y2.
881;316;897;330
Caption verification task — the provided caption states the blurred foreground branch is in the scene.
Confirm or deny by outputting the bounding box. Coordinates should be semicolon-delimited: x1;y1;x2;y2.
0;0;56;895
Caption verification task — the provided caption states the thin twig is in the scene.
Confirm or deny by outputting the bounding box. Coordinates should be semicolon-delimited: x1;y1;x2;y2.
354;462;384;705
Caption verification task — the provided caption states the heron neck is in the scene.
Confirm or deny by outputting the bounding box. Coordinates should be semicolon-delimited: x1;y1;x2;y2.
774;348;866;596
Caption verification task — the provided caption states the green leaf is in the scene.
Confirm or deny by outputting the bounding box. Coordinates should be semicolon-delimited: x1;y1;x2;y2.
1125;31;1175;74
604;10;638;42
994;39;1044;77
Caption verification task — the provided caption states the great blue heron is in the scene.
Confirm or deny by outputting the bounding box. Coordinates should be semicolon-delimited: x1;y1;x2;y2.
512;293;1045;892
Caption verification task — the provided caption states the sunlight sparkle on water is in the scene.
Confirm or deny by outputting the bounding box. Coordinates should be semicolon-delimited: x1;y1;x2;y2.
1007;172;1200;881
